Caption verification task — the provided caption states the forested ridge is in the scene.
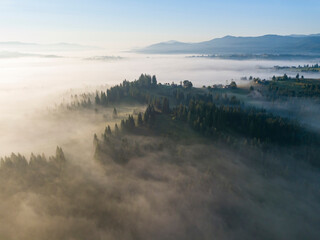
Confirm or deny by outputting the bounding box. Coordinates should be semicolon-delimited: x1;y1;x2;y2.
253;74;320;99
1;74;320;240
94;74;318;144
4;74;318;167
91;74;320;168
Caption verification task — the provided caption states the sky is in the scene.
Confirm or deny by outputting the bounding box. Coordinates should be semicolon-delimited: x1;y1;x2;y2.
0;0;320;50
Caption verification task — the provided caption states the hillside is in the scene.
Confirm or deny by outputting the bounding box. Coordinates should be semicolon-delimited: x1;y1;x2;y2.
137;34;320;56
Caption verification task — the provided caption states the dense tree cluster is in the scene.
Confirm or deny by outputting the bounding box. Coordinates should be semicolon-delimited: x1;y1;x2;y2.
59;93;93;110
229;81;237;89
0;147;66;186
183;80;193;88
94;98;320;167
120;115;135;131
252;74;320;99
172;89;185;104
116;105;157;133
88;75;319;151
67;74;241;115
275;64;320;72
266;76;320;98
93;74;319;147
86;74;320;169
172;100;313;145
173;89;240;106
94;74;158;106
94;106;163;165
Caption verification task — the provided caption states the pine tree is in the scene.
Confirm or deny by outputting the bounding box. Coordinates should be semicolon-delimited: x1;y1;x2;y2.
95;92;100;105
105;125;112;135
113;107;118;118
56;146;66;163
101;92;107;106
137;112;143;126
114;123;120;136
162;98;170;113
152;75;157;86
93;134;99;146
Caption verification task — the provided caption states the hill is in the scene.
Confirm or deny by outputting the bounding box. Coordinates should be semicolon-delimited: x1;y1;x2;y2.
136;34;320;56
0;41;102;52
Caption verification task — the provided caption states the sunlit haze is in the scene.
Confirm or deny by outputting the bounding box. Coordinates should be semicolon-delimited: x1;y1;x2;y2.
1;1;320;240
1;0;320;49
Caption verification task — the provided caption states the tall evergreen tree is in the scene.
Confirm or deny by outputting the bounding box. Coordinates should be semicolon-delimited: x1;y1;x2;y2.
113;107;118;118
137;112;143;126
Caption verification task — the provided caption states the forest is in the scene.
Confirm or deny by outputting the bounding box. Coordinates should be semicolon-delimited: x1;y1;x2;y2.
274;63;320;72
255;74;320;99
1;74;320;240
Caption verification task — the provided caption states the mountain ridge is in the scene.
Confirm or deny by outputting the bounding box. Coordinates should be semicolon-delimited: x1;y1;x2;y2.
0;41;102;52
136;34;320;55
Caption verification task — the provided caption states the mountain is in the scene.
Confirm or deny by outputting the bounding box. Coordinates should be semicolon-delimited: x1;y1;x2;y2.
137;34;320;55
0;51;61;59
0;42;102;52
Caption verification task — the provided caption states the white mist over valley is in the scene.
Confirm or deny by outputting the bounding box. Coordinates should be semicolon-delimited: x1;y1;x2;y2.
1;48;320;157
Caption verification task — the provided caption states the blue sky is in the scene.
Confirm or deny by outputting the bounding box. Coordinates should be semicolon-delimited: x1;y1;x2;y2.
1;0;319;49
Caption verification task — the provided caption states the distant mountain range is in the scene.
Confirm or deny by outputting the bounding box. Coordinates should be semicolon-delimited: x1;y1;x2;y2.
0;42;102;52
0;51;61;59
136;34;320;56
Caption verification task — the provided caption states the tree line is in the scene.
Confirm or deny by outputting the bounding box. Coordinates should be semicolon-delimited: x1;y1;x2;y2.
172;100;315;145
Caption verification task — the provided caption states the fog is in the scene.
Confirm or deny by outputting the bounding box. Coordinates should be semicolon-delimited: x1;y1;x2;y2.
246;95;320;133
1;52;319;156
1;134;320;240
0;50;320;239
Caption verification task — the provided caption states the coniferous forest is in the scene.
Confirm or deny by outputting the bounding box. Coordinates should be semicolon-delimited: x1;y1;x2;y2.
1;74;320;240
3;1;320;239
